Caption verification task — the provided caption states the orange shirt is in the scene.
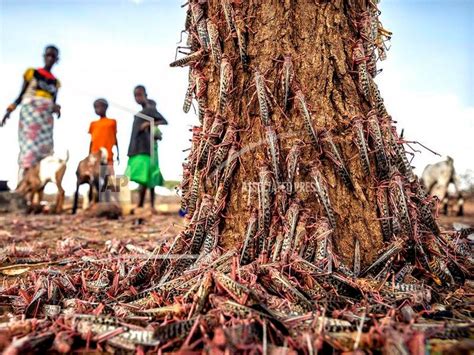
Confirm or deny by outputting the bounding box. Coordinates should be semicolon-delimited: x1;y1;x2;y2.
88;117;117;163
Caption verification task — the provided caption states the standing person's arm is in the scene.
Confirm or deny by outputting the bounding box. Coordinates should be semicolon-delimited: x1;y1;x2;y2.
113;120;120;164
88;122;94;154
154;126;162;141
115;137;120;165
140;122;151;131
1;71;30;126
150;105;167;126
155;110;168;126
52;81;61;118
144;101;167;126
115;131;120;163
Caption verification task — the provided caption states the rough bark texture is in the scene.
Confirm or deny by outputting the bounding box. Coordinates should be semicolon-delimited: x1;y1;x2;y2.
182;0;384;268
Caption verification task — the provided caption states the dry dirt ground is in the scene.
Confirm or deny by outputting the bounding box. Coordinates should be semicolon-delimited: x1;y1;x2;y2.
0;201;184;265
438;198;474;231
1;196;472;253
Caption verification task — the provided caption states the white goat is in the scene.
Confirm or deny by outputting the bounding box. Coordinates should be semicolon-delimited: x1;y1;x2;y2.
421;156;464;216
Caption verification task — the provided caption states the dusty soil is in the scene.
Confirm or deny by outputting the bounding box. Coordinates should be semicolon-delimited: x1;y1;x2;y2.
0;205;183;252
0;196;471;252
438;198;474;230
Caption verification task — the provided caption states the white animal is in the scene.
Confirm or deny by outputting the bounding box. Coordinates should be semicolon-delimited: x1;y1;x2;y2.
421;156;464;216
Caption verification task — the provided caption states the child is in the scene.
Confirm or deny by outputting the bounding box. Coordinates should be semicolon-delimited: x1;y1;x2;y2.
88;98;119;173
126;86;167;211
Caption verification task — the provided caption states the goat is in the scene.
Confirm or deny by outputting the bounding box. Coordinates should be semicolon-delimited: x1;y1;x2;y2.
16;151;69;213
421;156;464;216
72;148;109;214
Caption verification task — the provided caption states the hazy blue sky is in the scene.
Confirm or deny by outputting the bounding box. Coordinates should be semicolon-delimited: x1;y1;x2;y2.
0;0;472;193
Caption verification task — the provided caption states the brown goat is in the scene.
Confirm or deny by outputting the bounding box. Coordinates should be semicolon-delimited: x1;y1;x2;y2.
16;152;69;213
72;148;109;214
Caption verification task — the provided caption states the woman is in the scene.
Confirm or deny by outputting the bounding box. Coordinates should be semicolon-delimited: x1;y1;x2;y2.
126;85;168;211
1;45;61;177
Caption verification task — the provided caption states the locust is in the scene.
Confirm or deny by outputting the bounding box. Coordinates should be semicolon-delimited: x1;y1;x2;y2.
265;126;282;185
221;0;237;34
358;10;378;78
294;89;319;150
281;200;300;260
292;211;308;255
368;77;389;118
206;19;222;67
213;272;256;305
220;0;248;67
169;49;204;67
386;125;416;183
389;175;413;238
281;55;295;111
376;185;393;241
302;232;318;262
413;183;440;236
352;40;371;101
190;1;209;51
197;115;224;169
286;144;301;196
189;194;213;254
193;68;208;124
260;266;313;310
258;165;273;248
310;167;337;229
254;70;272;127
240;210;258;265
183;68;194;113
361;238;404;276
395;264;415;283
190;272;213;316
187;168;201;217
153;318;199;344
367;110;390;179
217;57;233;115
271;228;284;262
353;118;371;176
353;239;361;276
133;304;187;318
210;124;237;174
428;257;455;286
234;12;249;68
322;132;354;191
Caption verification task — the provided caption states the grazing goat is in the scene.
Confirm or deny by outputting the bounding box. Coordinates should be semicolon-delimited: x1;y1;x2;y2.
16;151;69;213
72;148;109;214
421;156;464;216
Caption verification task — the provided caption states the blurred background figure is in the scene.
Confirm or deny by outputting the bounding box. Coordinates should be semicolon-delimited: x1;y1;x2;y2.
72;99;119;214
1;45;62;179
88;98;119;173
126;85;168;213
421;156;464;216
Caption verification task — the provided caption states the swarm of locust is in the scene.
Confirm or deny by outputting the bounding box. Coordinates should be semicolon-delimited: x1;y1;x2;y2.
1;0;472;353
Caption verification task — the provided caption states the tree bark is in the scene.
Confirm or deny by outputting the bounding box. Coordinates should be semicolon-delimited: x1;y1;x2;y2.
178;0;390;269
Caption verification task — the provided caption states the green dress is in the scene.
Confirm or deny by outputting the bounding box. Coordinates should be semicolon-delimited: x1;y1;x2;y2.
126;126;164;188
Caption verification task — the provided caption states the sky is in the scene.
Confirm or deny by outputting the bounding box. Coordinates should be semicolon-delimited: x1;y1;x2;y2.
0;0;472;194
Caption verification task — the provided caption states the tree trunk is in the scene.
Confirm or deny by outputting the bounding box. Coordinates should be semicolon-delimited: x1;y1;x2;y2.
167;0;469;310
178;0;389;269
